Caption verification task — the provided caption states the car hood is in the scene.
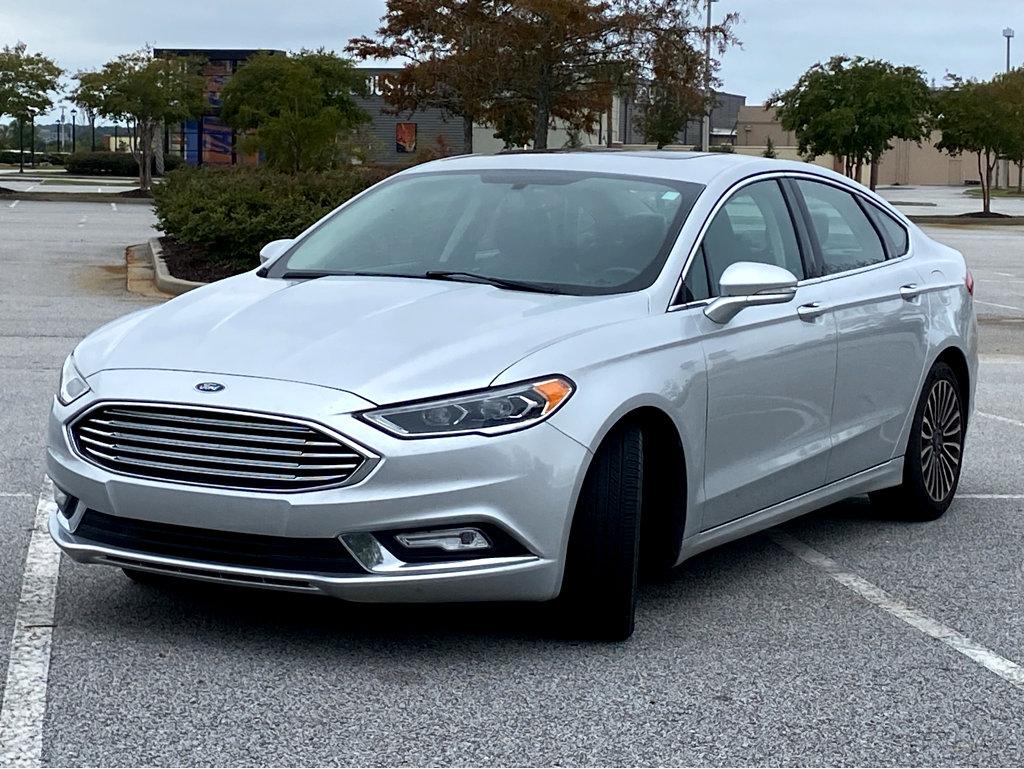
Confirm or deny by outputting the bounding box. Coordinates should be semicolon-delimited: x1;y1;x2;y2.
75;272;648;404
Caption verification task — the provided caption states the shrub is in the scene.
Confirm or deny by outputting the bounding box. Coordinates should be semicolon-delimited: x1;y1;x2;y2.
153;165;396;265
66;151;183;177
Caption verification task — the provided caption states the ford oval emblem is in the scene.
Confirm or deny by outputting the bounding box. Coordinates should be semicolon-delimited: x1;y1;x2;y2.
195;382;225;393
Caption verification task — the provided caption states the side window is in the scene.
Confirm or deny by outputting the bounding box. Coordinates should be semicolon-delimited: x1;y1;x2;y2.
867;205;910;257
700;180;805;295
682;245;712;303
796;180;887;274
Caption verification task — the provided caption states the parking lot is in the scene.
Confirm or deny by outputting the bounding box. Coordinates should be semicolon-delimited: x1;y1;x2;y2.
1;199;1024;765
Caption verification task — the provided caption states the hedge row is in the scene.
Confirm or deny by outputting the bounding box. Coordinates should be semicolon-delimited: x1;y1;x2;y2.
152;165;396;265
65;151;183;177
0;150;66;165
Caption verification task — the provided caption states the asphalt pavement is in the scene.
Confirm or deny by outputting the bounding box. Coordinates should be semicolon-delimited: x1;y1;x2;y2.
1;200;1023;765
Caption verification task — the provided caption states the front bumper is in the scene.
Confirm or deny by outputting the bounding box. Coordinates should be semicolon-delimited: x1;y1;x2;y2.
48;369;591;602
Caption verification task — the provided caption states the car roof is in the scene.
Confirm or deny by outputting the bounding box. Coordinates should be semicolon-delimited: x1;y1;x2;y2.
404;149;818;186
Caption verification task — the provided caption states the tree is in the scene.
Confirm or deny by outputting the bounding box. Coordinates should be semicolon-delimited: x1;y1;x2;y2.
348;0;497;153
770;56;932;190
762;136;776;158
935;75;1017;215
352;0;736;151
989;69;1024;193
220;50;369;174
73;49;204;191
634;35;706;148
0;42;62;171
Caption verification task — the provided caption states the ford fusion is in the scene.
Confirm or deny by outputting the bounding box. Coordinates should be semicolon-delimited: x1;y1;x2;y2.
48;152;977;640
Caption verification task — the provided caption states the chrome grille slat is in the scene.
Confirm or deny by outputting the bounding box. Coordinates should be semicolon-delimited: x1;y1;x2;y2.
88;418;337;446
103;407;312;433
78;436;361;471
77;425;359;459
71;404;368;492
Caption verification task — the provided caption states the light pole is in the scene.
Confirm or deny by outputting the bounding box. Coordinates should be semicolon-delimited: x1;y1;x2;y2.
1003;28;1015;188
71;108;77;154
700;0;718;152
58;106;65;154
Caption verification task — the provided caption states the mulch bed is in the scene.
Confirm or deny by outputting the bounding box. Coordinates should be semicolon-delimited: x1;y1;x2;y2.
159;237;251;283
956;210;1011;218
118;188;153;198
0;186;15;194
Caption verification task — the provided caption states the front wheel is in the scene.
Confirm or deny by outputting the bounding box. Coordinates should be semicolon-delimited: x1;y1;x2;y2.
556;424;643;641
870;362;965;521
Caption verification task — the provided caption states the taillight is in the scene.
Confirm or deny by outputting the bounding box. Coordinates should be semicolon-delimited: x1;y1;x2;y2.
965;270;975;296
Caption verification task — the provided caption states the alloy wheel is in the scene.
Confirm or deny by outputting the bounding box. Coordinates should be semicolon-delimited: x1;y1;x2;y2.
920;379;962;502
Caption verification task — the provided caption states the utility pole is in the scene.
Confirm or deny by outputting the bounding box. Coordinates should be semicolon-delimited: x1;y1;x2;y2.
700;0;717;152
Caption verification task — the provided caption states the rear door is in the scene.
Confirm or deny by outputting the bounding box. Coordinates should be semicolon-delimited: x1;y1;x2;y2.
790;178;929;482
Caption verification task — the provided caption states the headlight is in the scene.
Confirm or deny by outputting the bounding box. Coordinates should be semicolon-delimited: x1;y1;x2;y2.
57;354;91;406
361;377;574;438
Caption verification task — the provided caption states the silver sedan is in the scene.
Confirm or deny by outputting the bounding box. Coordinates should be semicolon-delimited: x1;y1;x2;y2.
47;151;977;640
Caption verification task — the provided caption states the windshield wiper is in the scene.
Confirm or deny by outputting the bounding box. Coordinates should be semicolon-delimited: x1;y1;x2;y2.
424;271;560;294
279;270;412;280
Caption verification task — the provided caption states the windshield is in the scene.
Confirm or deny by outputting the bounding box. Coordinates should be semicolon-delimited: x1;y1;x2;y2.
267;170;704;295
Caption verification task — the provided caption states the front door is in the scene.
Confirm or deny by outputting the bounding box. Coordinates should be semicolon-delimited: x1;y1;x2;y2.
682;179;839;531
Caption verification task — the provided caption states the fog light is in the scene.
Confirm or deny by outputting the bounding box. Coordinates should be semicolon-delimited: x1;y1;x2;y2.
394;528;491;552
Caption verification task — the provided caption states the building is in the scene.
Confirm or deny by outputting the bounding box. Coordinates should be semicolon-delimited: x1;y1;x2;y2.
617;90;746;147
734;104;978;186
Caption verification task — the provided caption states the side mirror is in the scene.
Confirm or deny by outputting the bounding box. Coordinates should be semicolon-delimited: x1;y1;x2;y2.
704;261;798;324
259;239;294;265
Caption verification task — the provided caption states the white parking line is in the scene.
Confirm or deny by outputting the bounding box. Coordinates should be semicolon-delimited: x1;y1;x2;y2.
978;410;1024;429
8;200;18;209
0;478;61;768
25;186;35;192
110;203;117;212
0;493;33;499
975;299;1024;313
957;493;1024;499
770;531;1024;691
76;215;87;228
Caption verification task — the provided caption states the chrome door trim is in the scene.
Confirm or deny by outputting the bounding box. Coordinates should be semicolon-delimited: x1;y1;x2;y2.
667;170;917;312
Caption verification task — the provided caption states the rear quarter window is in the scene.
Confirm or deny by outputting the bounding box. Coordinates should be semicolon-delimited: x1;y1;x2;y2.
867;205;910;257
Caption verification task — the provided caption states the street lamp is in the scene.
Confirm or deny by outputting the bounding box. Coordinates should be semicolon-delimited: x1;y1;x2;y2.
700;0;720;152
1004;27;1015;72
58;106;65;154
71;108;77;154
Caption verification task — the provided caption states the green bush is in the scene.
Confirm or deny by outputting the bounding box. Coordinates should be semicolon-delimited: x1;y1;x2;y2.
153;165;396;265
0;150;67;165
66;151;183;177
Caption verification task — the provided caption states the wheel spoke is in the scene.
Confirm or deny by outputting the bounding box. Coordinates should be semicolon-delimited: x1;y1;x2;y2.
943;442;961;464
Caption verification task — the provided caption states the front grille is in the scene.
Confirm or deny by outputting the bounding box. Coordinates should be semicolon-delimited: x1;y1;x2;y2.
76;509;364;575
70;404;367;492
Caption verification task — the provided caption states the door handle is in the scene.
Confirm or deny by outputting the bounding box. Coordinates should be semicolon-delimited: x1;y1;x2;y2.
797;302;827;321
899;284;921;300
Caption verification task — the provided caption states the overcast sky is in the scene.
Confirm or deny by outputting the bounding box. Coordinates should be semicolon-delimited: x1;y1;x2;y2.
3;0;1023;121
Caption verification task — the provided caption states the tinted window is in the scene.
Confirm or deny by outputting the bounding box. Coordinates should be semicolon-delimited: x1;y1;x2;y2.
270;171;703;296
700;180;804;295
681;245;712;303
796;180;887;274
867;205;910;256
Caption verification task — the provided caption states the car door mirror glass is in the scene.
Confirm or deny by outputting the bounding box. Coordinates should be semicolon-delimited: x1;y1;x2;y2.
705;261;798;324
259;239;294;265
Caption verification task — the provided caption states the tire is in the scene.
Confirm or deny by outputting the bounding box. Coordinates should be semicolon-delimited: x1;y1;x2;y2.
870;361;965;521
556;424;643;641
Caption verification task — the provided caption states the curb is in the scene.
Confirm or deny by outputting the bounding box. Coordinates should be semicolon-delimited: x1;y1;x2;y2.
0;191;153;204
149;237;206;295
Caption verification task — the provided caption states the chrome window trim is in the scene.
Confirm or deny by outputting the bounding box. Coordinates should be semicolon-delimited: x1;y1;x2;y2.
667;170;915;312
65;400;381;494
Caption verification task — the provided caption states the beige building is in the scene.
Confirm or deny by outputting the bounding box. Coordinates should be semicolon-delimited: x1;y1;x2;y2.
735;105;979;187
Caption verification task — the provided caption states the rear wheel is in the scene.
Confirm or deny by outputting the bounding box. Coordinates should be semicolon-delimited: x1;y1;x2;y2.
556;424;643;641
870;362;965;521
